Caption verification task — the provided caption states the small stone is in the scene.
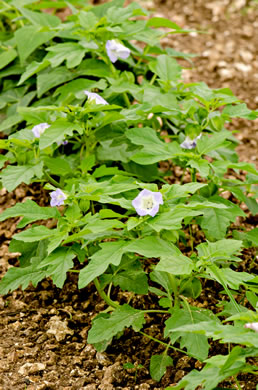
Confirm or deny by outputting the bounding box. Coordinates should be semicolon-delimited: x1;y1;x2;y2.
18;362;46;375
46;316;74;342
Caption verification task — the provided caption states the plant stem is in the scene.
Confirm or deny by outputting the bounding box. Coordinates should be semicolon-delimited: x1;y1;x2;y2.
139;331;196;359
43;170;61;188
150;73;157;85
234;376;242;390
94;278;119;309
123;92;131;108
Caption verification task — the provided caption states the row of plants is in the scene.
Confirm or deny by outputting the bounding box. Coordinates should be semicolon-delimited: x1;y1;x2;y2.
0;0;258;388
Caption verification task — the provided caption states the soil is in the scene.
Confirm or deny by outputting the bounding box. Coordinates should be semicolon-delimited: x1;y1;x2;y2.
0;1;258;389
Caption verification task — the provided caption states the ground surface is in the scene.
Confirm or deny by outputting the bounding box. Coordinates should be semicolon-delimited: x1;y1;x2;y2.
0;0;258;389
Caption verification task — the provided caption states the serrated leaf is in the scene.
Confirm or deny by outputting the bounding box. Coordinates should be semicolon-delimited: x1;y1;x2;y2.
39;119;83;149
17;6;60;27
0;257;46;295
87;304;145;345
197;239;243;259
150;354;173;382
165;305;214;360
149;54;181;82
37;67;74;97
38;247;75;288
45;43;87;68
0;163;43;192
78;241;128;289
0;199;59;228
18;60;50;85
197;132;230;155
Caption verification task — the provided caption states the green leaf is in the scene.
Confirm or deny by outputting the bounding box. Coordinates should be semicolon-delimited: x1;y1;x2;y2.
38;247;76;288
112;259;148;294
39;119;83;149
126;236;180;257
17;6;61;27
149;54;181;82
78;241;128;289
44;156;72;176
148;207;202;232
165;305;213;360
37;67;74;97
188;159;210;177
223;103;257;120
156;254;194;275
45;43;87;68
18;60;50;85
147;17;182;30
165;183;207;199
0;49;17;70
0;199;59;228
197;239;243;260
150;354;173;382
13;225;55;242
87;304;145;345
15;26;56;63
0;163;43;192
0;256;46;295
245;228;258;246
197;132;230;155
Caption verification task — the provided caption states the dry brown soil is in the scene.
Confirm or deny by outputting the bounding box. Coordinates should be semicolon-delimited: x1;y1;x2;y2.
0;1;258;389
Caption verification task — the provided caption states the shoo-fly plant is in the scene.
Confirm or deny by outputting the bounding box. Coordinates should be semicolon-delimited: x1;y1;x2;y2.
0;0;258;388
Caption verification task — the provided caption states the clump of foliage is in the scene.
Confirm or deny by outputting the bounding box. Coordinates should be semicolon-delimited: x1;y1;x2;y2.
0;0;258;388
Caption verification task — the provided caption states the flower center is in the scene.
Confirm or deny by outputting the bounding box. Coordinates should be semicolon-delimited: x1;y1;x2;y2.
142;196;154;210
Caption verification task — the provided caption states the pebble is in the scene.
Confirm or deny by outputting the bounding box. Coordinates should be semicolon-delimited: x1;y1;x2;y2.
18;362;46;375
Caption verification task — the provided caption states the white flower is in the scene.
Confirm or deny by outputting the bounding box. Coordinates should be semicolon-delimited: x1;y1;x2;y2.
32;123;50;138
84;91;108;105
180;134;202;150
244;322;258;332
50;189;67;207
132;189;163;217
106;39;130;63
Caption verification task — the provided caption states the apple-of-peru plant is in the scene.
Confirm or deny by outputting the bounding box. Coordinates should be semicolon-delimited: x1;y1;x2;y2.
0;0;258;387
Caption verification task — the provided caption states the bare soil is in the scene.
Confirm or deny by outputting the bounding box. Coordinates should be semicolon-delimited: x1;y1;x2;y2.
0;1;258;389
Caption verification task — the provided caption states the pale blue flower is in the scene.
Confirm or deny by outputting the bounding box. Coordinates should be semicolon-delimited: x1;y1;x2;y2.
32;123;50;138
180;134;202;150
84;91;108;105
106;39;130;63
244;322;258;332
132;189;163;217
50;189;67;207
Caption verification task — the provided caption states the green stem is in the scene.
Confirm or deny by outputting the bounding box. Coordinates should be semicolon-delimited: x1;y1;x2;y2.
94;278;119;309
123;92;131;108
43;170;61;188
234;376;242;390
209;265;241;314
168;274;179;308
143;309;169;314
150;73;157;85
139;331;196;358
191;168;196;182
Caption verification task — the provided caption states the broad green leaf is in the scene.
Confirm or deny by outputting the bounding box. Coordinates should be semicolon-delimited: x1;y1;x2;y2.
15;26;56;63
0;163;44;192
188;159;210;177
197;239;243;259
150;354;173;382
44;156;72;176
148;207;202;232
222;268;254;290
78;11;98;29
77;59;112;78
197;132;230;155
13;225;55;242
165;183;207;199
200;208;239;240
245;228;258;246
147;17;182;30
0;49;17;70
126;236;180;257
112;259;148;294
17;7;61;27
37;67;74;97
156;254;194;275
87;304;145;345
39;119;83;149
18;60;50;85
149;54;181;82
165;305;214;360
223;103;257;120
78;241;128;288
38;247;76;288
0;256;46;295
45;43;87;68
0;199;59;228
